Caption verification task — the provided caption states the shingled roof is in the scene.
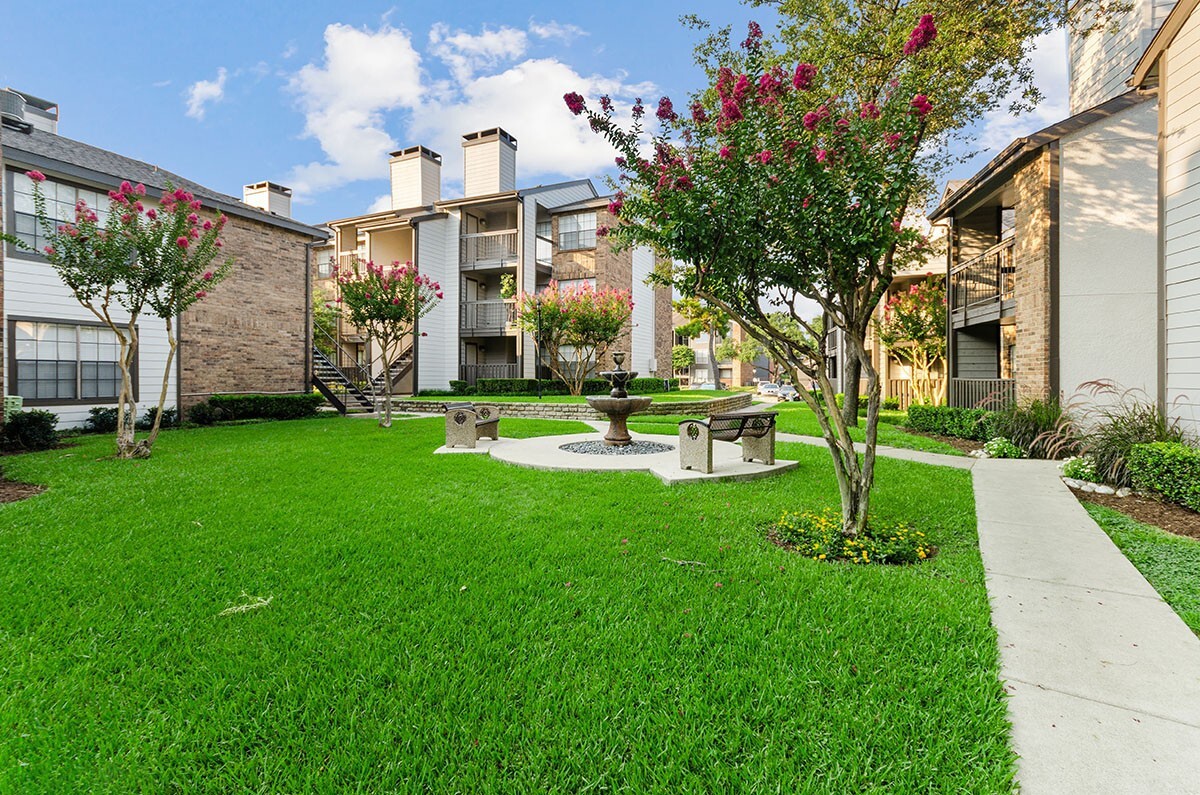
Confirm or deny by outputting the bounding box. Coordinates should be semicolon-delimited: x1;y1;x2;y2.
3;126;326;239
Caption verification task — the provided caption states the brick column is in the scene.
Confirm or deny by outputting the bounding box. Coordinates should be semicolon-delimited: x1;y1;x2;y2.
1013;152;1053;401
592;207;633;371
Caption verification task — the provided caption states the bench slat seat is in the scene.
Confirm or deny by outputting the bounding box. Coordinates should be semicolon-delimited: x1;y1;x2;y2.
678;408;777;473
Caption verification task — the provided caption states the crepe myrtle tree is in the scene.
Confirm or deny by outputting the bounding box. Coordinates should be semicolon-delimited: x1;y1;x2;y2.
2;174;231;458
564;17;938;536
516;280;633;395
876;274;948;406
335;258;442;427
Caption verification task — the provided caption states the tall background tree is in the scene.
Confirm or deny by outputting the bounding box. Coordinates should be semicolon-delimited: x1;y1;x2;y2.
335;258;442;428
876;275;948;406
674;297;730;388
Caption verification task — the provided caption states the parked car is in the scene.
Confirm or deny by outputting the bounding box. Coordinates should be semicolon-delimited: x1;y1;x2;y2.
692;382;717;391
757;382;780;397
778;384;800;401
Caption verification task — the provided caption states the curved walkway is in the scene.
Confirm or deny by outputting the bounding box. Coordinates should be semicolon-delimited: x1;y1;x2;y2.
778;431;1200;793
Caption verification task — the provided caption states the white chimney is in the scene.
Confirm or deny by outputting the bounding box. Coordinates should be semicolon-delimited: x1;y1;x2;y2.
242;181;292;218
389;145;441;209
462;128;517;197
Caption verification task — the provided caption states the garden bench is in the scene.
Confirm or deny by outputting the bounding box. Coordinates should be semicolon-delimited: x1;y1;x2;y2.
443;402;500;449
678;408;777;473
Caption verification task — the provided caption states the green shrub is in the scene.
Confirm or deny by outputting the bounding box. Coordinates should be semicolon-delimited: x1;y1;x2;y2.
1061;456;1099;483
987;397;1076;459
136;407;179;431
448;380;473;396
882;397;901;411
906;405;992;440
208;393;325;421
476;378;540;395
983;437;1024;459
187;401;224;426
1128;442;1200;512
1075;386;1191;487
770;508;934;565
628;377;675;393
84;407;127;434
1;410;60;452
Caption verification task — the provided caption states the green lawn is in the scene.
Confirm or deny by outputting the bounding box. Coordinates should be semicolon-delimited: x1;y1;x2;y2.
630;403;962;456
0;418;1012;792
410;389;737;404
1084;503;1200;636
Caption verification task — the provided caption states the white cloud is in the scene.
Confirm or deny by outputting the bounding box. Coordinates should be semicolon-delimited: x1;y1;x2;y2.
367;193;393;213
975;31;1069;154
281;41;298;59
185;68;227;120
411;58;656;197
429;23;528;83
286;23;425;194
529;20;587;42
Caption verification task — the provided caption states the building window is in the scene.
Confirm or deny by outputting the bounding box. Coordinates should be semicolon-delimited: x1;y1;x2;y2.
11;320;126;403
536;219;552;239
8;170;111;253
557;212;596;251
556;277;596;292
315;248;335;278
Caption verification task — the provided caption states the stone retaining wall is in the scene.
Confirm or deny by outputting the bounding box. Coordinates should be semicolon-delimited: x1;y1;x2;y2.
390;392;752;420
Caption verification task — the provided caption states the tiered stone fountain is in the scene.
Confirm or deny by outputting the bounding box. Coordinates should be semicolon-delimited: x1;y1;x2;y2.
585;352;652;446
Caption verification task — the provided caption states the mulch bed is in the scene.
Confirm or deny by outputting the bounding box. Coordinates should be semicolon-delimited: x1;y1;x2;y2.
0;479;45;503
1070;487;1200;540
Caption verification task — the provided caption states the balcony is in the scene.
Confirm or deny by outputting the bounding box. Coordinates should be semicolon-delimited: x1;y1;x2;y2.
460;299;517;334
460;362;521;385
950;238;1015;328
460;230;518;269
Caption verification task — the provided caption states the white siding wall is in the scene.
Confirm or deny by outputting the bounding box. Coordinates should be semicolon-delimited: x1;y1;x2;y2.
631;247;656;375
1163;10;1200;435
3;252;175;428
415;217;457;390
1069;0;1173;113
520;199;538;378
1059;100;1160;403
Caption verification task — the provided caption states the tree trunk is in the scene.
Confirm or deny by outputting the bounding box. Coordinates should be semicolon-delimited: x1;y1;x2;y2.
841;350;861;428
379;334;393;428
708;322;721;389
115;321;146;459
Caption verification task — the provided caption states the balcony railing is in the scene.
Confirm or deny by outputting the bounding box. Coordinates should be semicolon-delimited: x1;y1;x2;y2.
460;230;518;268
460;299;517;333
950;378;1016;409
951;238;1015;314
886;378;946;411
461;363;521;385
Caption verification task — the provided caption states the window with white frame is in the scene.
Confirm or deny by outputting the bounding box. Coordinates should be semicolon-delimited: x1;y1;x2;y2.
8;170;111;253
315;248;335;278
535;219;552;239
556;277;596;292
11;320;126;402
557;212;596;251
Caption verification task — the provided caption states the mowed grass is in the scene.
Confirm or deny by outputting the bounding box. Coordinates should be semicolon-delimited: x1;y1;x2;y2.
0;418;1012;793
1084;503;1200;636
630;403;962;456
409;389;737;404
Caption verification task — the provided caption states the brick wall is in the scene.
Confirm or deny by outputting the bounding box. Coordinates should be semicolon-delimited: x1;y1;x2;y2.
179;215;313;406
390;391;752;419
654;277;673;379
592;206;633;371
1012;152;1053;401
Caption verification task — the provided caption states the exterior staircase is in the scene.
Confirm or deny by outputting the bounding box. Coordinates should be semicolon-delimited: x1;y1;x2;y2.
311;343;375;414
370;343;415;394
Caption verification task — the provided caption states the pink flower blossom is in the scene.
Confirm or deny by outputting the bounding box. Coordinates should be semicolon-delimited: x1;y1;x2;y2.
597;224;610;237
758;150;773;164
420;331;428;337
202;220;213;231
814;149;828;163
793;63;816;91
631;97;644;120
656;96;677;122
189;200;202;211
599;94;613;113
732;74;752;105
133;183;146;196
203;271;214;281
146;209;157;220
26;170;46;183
563;92;586;115
119;180;133;194
176;236;189;249
904;14;937;56
892;219;903;232
885;132;903;150
608;192;625;215
860;101;880;120
134;201;144;212
195;290;207;299
690;101;708;123
719;146;733;160
720;97;743;125
215;240;223;248
187;213;199;223
910;94;933;117
435;292;444;300
43;245;55;256
741;20;763;50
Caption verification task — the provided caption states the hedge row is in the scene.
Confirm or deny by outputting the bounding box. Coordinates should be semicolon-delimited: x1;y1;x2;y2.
444;377;680;397
906;405;993;441
189;393;324;425
1;410;59;452
1128;442;1200;512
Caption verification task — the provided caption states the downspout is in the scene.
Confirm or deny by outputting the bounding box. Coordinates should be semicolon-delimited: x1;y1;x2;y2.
1048;143;1061;398
305;239;314;393
1156;61;1168;416
410;219;421;395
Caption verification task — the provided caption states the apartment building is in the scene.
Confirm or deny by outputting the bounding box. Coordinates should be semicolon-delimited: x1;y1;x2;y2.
929;1;1171;410
0;88;326;426
316;128;673;405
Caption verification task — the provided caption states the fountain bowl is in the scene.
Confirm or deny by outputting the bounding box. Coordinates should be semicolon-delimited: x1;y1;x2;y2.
585;395;653;446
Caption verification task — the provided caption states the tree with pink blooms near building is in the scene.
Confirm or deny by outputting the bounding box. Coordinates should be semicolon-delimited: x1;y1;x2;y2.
516;281;633;395
566;16;940;537
334;258;442;427
2;175;231;459
876;275;948;407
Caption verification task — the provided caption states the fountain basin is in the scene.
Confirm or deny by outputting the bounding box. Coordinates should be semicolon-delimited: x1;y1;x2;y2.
586;395;653;446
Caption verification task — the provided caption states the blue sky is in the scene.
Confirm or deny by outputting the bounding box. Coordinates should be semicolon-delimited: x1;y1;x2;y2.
0;2;1067;227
